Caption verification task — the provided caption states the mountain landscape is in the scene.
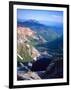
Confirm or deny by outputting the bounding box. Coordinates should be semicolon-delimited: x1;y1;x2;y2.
17;20;62;41
17;20;63;80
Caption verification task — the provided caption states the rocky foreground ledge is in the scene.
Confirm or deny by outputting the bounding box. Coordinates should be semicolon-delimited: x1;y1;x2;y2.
17;71;41;80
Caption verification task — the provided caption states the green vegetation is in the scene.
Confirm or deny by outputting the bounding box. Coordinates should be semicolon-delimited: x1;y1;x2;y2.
28;37;38;46
17;43;33;62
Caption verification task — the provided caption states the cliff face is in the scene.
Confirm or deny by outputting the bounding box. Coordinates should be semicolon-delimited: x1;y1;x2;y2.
17;26;40;62
17;26;36;38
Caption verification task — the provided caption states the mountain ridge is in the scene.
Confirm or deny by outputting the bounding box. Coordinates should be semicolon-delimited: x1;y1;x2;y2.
17;19;61;42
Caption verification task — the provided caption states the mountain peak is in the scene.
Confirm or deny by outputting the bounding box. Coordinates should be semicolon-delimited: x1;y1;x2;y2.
24;19;40;24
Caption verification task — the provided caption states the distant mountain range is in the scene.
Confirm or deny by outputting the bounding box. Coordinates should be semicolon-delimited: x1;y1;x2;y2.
17;20;63;42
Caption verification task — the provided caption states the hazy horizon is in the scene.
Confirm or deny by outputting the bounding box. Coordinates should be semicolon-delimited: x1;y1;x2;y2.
17;9;63;27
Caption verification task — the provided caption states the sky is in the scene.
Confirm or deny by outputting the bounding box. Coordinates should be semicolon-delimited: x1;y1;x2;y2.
17;9;63;26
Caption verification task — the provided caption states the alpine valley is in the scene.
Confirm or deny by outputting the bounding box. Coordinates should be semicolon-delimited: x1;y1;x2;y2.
17;20;63;80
